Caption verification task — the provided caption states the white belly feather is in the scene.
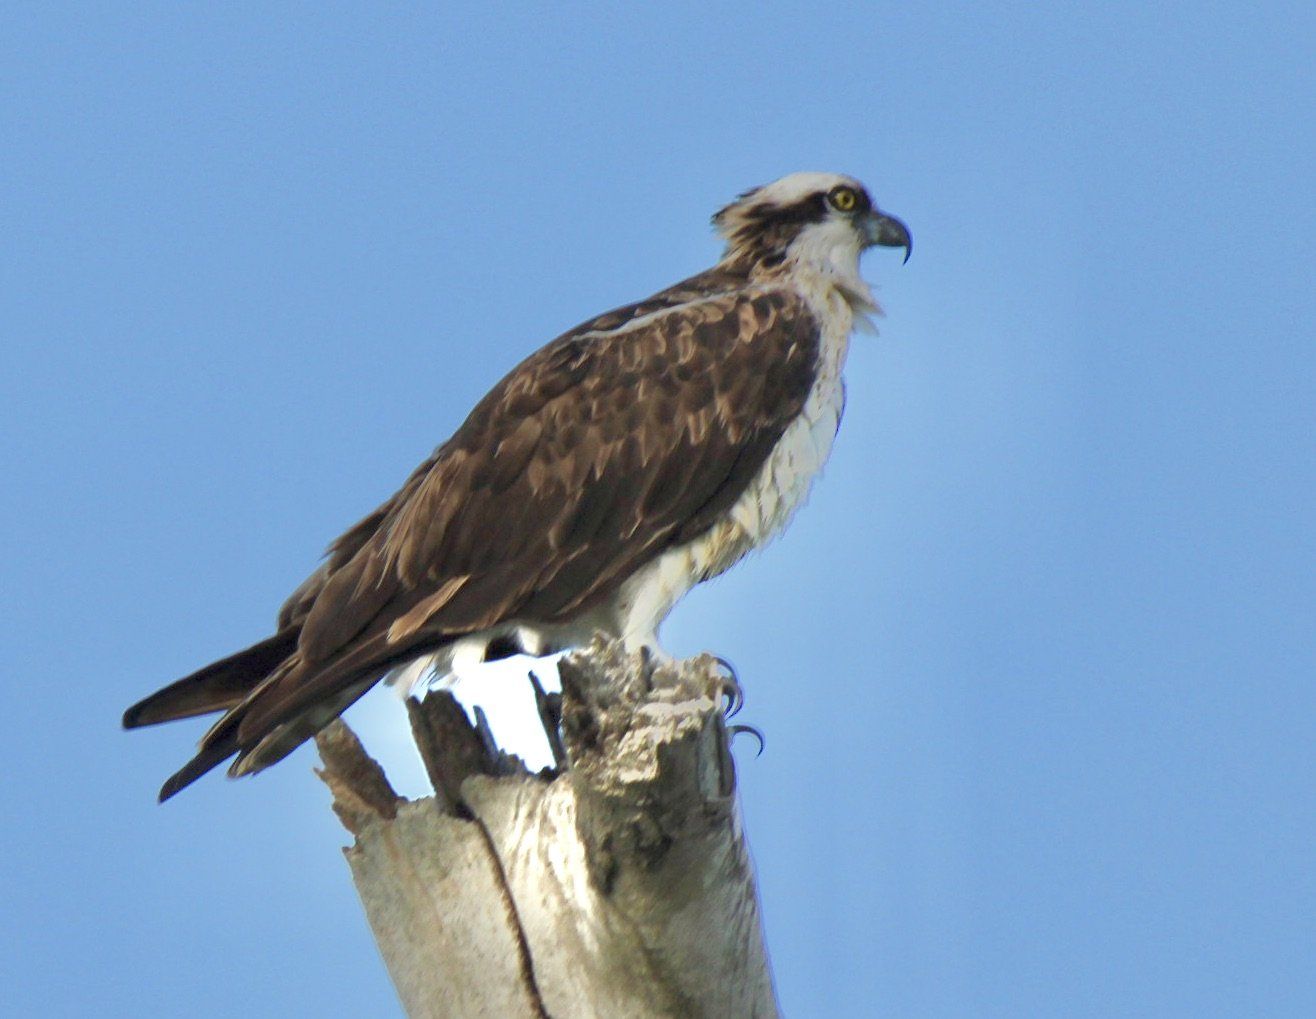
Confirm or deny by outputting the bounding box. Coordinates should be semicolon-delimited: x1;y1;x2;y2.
610;283;861;648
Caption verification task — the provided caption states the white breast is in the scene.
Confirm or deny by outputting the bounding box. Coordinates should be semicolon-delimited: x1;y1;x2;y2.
390;273;873;691
610;278;864;649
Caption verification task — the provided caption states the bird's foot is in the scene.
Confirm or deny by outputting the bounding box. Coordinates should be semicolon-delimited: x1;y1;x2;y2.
728;723;766;757
712;655;744;717
710;657;764;755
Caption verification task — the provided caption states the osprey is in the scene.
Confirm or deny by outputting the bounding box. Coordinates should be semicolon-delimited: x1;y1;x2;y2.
124;172;910;801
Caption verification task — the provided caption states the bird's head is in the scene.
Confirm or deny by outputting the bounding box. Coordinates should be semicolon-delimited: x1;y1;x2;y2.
713;172;911;281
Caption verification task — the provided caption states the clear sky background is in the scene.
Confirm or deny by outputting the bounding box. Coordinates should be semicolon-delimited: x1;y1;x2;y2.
2;5;1313;1017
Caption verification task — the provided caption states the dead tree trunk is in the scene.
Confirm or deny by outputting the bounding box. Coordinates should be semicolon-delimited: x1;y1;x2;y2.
315;639;779;1019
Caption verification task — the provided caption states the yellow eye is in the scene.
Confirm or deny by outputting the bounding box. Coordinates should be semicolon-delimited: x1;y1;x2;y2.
828;186;859;212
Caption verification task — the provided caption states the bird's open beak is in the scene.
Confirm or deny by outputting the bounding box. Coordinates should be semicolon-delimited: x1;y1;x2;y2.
865;210;912;264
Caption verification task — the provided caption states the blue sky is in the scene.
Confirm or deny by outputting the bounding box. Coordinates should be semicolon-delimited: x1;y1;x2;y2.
2;4;1313;1016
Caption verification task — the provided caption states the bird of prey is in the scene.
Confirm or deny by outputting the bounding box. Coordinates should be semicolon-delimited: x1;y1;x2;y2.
124;172;910;801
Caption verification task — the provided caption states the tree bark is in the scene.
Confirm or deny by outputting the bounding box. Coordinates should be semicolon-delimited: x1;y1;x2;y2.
315;639;779;1019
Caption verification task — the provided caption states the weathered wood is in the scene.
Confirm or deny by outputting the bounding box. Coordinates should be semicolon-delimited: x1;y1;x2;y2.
316;639;778;1019
313;719;401;836
404;689;497;815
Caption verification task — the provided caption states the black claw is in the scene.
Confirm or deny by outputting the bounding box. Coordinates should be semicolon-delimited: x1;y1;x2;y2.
728;723;766;757
712;655;743;717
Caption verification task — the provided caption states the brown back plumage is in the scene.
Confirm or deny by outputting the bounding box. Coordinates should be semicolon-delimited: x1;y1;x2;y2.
127;266;823;800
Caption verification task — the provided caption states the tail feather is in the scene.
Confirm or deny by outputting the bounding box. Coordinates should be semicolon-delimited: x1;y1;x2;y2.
132;624;453;801
155;662;379;801
155;679;270;802
122;630;299;729
158;738;238;802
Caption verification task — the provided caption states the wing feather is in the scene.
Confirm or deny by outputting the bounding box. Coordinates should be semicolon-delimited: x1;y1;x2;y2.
179;277;823;783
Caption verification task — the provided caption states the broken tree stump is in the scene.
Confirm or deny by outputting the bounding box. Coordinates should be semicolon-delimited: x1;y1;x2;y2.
315;639;779;1019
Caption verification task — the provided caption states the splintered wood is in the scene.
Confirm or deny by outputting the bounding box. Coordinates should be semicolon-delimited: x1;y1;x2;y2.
315;640;779;1019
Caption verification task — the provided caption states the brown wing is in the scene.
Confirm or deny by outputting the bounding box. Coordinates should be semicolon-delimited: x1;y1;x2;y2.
161;283;821;795
273;266;750;635
304;285;818;651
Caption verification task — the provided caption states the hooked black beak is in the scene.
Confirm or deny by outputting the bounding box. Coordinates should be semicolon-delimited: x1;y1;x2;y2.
866;210;912;264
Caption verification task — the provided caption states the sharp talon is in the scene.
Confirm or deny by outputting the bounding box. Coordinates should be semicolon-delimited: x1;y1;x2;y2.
728;723;765;757
712;655;743;717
